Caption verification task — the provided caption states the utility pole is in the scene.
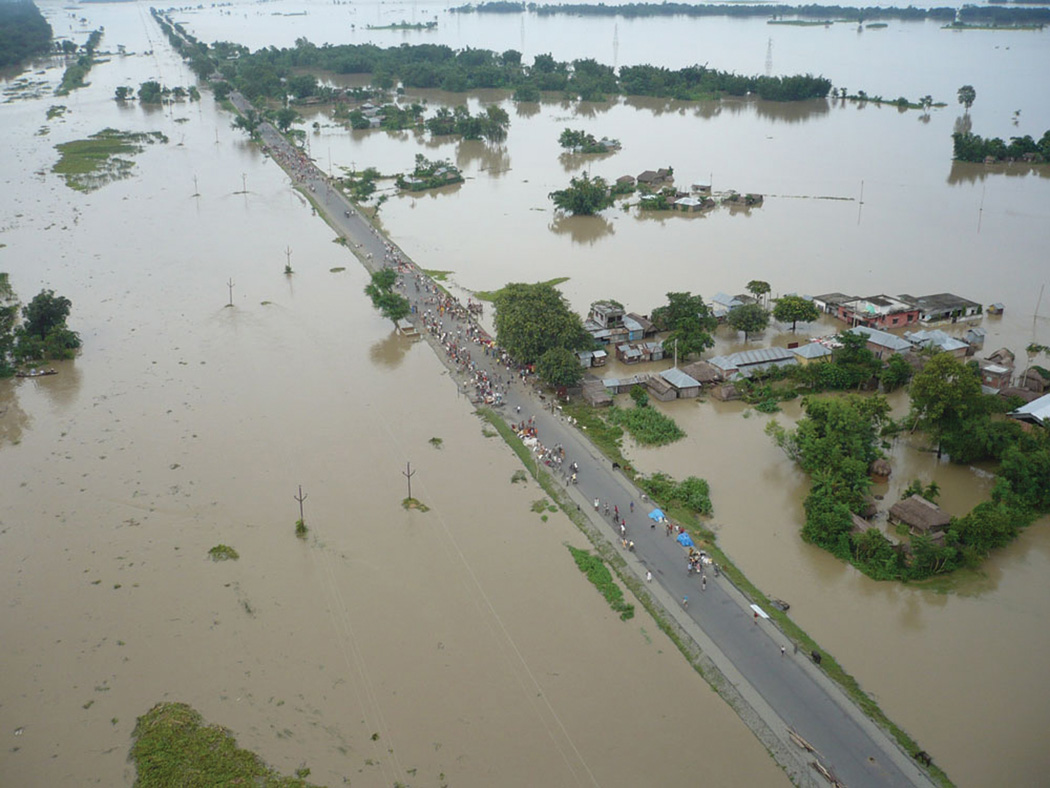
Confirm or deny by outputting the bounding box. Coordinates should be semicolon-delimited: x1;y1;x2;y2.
403;462;416;500
294;485;308;524
284;246;293;274
192;174;199;197
241;172;247;194
226;278;234;307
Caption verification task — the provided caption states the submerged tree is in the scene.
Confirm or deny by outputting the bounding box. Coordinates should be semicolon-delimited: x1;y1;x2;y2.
957;84;976;113
772;295;819;332
548;173;614;216
651;292;718;360
727;302;769;341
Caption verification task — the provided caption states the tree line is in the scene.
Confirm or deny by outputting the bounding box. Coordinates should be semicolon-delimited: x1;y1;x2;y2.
0;0;51;68
454;2;1050;24
150;10;829;105
952;129;1050;164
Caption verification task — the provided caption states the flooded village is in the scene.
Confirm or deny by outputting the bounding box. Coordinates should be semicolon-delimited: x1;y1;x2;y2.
2;1;1050;786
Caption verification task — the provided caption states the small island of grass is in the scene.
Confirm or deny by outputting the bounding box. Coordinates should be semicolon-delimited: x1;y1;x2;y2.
130;702;318;787
52;128;168;192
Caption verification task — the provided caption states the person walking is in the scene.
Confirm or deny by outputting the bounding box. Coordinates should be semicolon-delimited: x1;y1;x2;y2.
781;646;786;657
646;570;653;583
701;575;707;591
682;595;689;608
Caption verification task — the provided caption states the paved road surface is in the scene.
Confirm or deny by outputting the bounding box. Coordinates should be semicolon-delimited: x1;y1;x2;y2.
234;94;938;788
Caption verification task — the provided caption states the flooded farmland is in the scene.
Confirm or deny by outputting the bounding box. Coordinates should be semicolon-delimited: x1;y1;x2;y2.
2;1;1049;785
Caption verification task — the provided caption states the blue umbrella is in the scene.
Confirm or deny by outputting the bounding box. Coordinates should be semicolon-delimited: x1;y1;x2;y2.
676;532;695;547
648;508;665;521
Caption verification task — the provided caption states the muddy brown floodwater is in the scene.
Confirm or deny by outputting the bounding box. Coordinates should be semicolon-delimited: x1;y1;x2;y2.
2;1;1049;785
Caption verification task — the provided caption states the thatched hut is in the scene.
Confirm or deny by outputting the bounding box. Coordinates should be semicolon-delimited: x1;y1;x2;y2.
870;458;892;481
889;496;951;536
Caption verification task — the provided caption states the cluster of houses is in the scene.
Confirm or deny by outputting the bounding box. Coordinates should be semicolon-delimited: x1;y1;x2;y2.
614;170;763;213
575;293;1048;407
812;291;984;330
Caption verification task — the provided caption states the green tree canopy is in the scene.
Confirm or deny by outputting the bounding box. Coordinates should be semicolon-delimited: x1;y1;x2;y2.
0;273;19;376
548;173;614;216
772;295;819;331
908;352;986;455
22;289;72;340
727;302;769;341
363;270;409;322
273;107;301;133
536;346;584;389
957;84;976;111
651;292;717;360
746;280;770;303
493;282;588;364
138;80;163;104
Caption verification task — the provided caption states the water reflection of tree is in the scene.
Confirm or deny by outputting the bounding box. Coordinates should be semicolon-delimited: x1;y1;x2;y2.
369;330;411;369
549;213;615;245
558;150;615;174
515;101;541;119
946;160;1050;186
455;140;510;174
0;382;30;447
562;99;615;118
754;98;829;124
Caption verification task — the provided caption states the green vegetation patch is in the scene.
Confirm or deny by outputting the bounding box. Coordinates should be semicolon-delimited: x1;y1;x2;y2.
129;702;318;787
566;545;634;620
639;472;713;517
207;544;239;561
46;105;67;120
606;404;685;446
52;129;168;192
423;269;453;281
402;497;430;512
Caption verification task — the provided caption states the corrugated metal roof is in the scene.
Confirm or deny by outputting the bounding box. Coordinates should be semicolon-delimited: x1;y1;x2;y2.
792;343;832;359
1012;393;1050;425
660;368;701;389
850;326;913;352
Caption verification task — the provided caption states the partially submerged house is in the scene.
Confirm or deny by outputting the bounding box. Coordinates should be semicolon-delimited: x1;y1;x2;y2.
706;347;798;380
709;292;756;321
601;374;649;395
889;496;952;538
1010;392;1050;428
848;326;914;360
636;168;673;188
812;292;856;315
899;292;982;324
791;342;833;364
905;329;970;359
659;367;702;399
1023;367;1050;394
977;361;1012;393
834;295;920;330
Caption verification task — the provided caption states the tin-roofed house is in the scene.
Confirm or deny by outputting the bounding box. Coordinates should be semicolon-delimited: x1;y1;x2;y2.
848;326;914;360
899;293;982;324
836;295;919;329
905;329;970;359
659;367;702;399
791;342;833;364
